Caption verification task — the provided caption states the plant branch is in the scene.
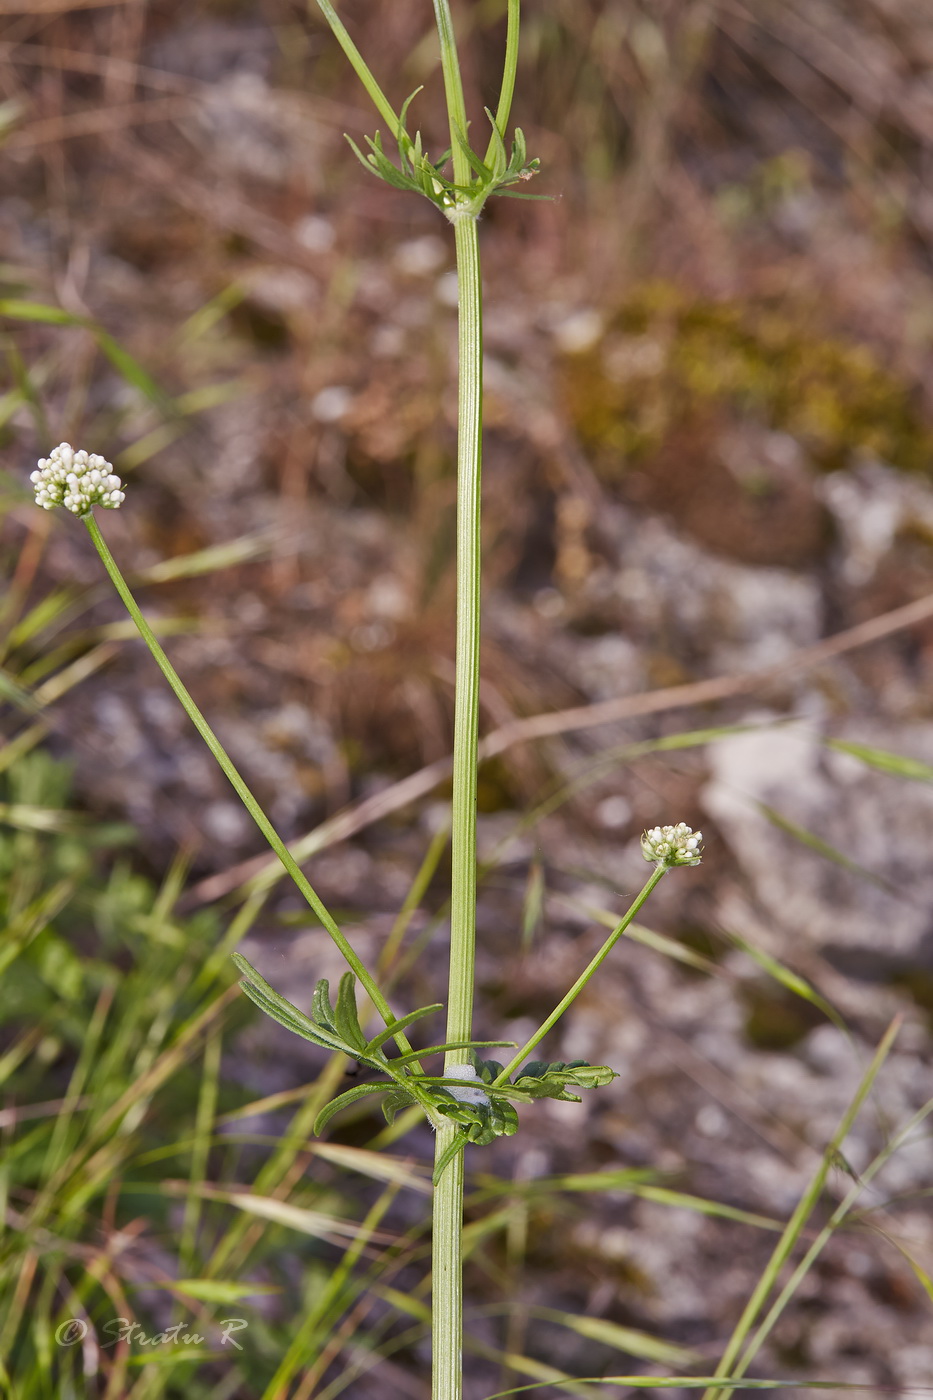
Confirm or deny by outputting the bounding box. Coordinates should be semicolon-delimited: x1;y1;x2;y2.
432;0;473;190
81;514;409;1048
313;0;403;139
485;0;521;165
491;864;668;1087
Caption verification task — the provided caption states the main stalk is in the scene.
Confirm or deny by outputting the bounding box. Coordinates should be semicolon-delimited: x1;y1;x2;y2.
432;208;482;1400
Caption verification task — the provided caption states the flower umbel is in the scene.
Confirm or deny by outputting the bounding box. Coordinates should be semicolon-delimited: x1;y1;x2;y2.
31;443;125;515
641;822;704;868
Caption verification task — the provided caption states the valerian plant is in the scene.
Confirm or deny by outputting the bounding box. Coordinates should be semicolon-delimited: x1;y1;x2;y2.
28;6;704;1397
29;422;704;1397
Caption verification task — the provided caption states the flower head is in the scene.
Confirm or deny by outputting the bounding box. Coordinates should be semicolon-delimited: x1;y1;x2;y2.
31;443;125;516
641;822;703;868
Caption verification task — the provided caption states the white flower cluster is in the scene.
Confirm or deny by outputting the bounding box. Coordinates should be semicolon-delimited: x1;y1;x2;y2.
641;822;704;868
31;443;125;515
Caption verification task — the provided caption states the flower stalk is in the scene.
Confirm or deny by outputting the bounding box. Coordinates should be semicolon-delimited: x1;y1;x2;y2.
79;511;410;1050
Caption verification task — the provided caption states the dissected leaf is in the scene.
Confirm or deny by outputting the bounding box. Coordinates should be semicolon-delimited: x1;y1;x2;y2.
510;1060;619;1101
232;955;372;1062
313;1083;394;1136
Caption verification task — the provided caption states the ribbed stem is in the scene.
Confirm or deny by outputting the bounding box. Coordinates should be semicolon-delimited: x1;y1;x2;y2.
445;213;483;1068
432;210;482;1400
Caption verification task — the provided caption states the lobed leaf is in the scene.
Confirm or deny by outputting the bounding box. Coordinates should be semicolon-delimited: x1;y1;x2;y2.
313;1083;394;1136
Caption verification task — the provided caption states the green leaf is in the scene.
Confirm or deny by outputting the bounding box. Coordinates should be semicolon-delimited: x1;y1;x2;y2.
627;1184;782;1232
390;1039;513;1069
433;1094;519;1144
237;977;347;1054
432;1129;469;1184
313;1083;394;1135
311;976;336;1032
489;188;554;202
483;106;508;179
232;955;352;1056
509;1060;619;1100
364;133;422;192
455;123;492;182
363;1002;443;1054
396;85;424;169
334;972;367;1052
381;1084;418;1125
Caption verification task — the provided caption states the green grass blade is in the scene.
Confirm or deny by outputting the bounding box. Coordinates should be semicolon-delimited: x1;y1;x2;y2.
756;801;896;896
721;927;849;1036
826;737;933;783
525;1306;698;1366
700;1015;901;1400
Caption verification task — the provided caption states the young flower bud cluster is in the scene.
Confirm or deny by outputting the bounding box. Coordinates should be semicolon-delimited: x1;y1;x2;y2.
31;443;125;515
641;822;703;868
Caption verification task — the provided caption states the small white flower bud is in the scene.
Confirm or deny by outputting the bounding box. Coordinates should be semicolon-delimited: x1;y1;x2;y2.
30;443;124;516
641;822;704;868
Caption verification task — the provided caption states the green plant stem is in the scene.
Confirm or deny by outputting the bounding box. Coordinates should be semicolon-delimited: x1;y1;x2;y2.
314;0;403;139
433;0;473;189
429;6;485;1387
445;212;483;1073
492;864;669;1088
431;207;483;1400
432;1128;466;1400
81;513;409;1048
485;0;521;164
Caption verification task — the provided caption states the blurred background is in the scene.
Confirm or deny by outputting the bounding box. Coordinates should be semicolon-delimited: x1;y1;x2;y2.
3;1;933;1396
